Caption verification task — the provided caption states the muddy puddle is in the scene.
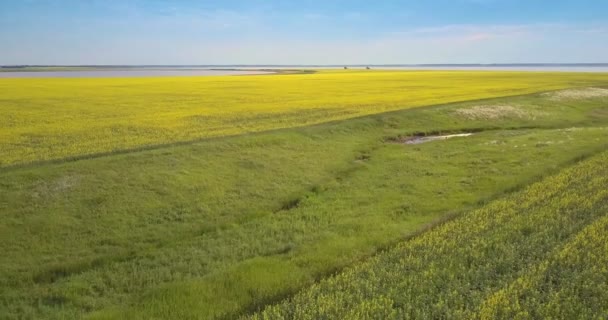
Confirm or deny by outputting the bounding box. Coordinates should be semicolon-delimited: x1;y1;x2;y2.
401;133;474;144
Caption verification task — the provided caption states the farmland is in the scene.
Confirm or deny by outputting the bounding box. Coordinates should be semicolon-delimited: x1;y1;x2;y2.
3;70;608;167
1;70;608;319
248;150;608;319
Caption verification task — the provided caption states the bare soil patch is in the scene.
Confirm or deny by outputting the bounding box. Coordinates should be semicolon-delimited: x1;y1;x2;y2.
453;105;533;120
33;175;81;199
544;87;608;101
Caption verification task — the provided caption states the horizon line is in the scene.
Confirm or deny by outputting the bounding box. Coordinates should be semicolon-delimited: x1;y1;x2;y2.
3;63;608;68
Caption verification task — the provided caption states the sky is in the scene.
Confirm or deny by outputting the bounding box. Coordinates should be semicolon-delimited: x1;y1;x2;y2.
1;0;607;65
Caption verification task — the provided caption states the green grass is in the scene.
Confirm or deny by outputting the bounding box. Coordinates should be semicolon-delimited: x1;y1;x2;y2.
247;150;608;319
1;84;608;319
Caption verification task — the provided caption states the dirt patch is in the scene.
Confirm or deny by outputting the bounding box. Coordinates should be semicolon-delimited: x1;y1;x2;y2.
453;105;533;120
400;133;474;145
544;87;608;101
33;175;81;199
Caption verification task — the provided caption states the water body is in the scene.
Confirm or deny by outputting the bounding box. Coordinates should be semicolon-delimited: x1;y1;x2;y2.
403;133;475;145
1;65;607;78
0;69;271;78
239;66;608;72
381;66;608;72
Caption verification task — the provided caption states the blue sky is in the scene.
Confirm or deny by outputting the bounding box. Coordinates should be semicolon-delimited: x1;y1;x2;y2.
1;0;607;64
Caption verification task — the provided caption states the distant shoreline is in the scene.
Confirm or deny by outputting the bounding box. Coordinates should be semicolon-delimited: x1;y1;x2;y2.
2;64;608;75
0;69;277;78
2;63;608;69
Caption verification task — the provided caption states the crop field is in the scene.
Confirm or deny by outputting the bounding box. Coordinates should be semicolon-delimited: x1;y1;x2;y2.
2;70;608;167
1;70;608;320
248;151;608;319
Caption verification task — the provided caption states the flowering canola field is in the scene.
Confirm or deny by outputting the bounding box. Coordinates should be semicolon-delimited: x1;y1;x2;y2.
2;70;608;166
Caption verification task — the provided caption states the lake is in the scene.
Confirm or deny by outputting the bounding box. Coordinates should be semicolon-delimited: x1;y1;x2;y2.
1;66;607;78
0;69;271;78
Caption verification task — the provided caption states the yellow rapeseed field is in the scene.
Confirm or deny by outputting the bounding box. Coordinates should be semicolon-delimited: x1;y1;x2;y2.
2;70;608;166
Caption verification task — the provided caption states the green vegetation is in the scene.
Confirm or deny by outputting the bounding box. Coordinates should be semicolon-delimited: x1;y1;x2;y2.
1;71;608;319
248;150;608;319
478;214;608;319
